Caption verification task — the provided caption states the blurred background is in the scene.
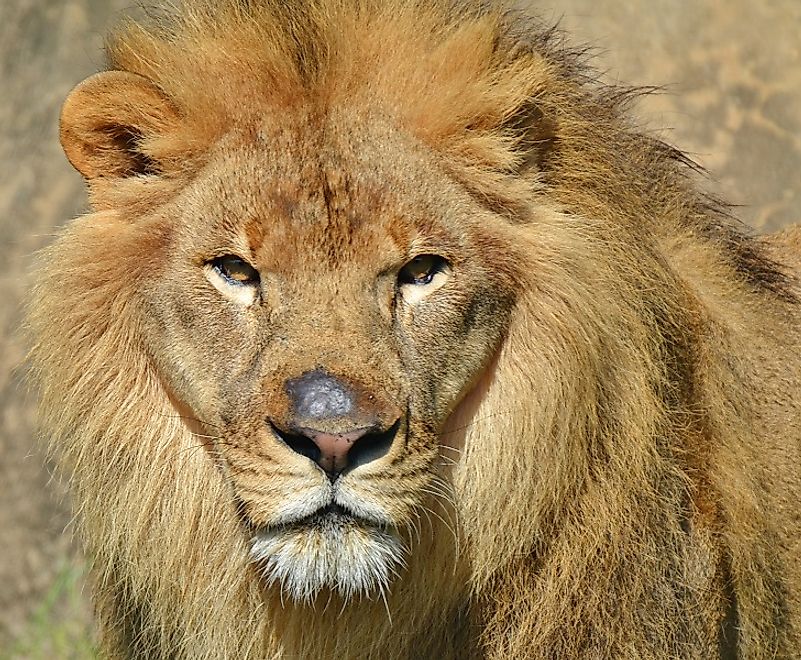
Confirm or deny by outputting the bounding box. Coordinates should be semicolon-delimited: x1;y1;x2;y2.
1;0;799;656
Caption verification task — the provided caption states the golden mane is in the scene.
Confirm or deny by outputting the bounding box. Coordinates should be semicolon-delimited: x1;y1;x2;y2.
104;0;791;296
28;0;801;657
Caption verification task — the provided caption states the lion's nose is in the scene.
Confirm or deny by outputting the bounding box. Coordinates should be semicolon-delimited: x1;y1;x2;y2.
270;420;401;478
271;368;402;478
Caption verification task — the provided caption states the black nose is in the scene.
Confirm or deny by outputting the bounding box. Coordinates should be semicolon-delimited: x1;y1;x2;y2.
276;369;401;477
270;419;400;478
285;369;355;421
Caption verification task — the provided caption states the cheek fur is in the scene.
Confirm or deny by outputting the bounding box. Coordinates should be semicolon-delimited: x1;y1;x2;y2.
397;277;516;422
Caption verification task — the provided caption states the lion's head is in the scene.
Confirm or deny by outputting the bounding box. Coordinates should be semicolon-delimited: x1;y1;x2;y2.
125;95;524;602
55;5;538;605
46;0;554;606
29;0;800;657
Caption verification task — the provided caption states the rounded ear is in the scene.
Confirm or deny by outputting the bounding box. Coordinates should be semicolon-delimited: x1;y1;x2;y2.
507;99;558;174
60;71;180;180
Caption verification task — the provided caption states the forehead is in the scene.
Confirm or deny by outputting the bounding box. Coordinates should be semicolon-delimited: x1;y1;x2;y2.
181;111;460;272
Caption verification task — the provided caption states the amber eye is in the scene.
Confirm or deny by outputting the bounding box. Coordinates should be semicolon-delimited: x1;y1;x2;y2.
398;254;449;286
211;255;260;286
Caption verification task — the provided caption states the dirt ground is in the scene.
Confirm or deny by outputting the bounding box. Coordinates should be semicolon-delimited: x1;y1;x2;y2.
1;0;799;654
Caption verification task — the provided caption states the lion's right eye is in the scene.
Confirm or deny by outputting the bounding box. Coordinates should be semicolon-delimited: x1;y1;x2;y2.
211;255;260;286
204;255;260;306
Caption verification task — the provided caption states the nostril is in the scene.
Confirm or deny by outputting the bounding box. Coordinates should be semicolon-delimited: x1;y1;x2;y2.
269;417;402;477
269;421;321;464
348;419;400;471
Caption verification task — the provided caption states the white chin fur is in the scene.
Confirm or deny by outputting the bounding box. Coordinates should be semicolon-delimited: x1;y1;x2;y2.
251;516;406;603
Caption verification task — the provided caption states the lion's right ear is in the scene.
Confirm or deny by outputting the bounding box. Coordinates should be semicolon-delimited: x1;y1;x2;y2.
60;71;180;180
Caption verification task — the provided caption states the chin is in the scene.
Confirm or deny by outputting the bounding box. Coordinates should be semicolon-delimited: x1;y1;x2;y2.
250;508;407;603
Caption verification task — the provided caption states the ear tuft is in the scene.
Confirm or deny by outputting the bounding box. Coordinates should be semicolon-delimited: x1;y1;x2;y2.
60;71;179;180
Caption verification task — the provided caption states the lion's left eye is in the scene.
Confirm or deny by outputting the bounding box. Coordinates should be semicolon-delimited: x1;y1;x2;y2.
398;255;449;286
397;254;451;304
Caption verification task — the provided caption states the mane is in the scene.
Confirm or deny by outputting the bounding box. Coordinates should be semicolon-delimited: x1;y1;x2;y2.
28;1;798;657
106;0;791;299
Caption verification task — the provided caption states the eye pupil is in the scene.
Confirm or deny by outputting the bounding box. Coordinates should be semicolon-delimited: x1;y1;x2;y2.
212;255;260;286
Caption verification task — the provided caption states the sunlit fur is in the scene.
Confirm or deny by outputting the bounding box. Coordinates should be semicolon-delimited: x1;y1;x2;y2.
28;1;801;658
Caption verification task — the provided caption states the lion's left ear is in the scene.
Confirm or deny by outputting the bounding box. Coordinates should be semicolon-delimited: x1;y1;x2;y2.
60;71;180;180
507;100;559;174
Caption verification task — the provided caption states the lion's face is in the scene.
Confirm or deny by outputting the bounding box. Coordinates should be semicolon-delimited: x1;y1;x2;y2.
132;112;518;600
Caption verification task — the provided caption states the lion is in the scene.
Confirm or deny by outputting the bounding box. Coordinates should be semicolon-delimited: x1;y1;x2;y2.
26;0;801;657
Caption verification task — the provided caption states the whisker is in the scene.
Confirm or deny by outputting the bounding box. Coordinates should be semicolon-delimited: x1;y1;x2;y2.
437;409;516;437
403;512;422;548
422;475;462;560
152;407;226;431
421;485;456;508
419;500;460;555
377;581;393;625
417;505;436;544
173;435;241;460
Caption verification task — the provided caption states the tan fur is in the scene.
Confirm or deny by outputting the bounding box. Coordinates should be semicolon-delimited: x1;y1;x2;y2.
28;1;801;658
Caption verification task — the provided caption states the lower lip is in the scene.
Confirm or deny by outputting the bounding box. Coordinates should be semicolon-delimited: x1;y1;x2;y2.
270;503;360;530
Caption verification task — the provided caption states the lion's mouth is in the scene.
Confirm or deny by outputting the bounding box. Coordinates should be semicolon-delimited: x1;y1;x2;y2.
265;501;387;537
238;497;381;532
297;501;352;525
